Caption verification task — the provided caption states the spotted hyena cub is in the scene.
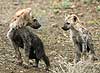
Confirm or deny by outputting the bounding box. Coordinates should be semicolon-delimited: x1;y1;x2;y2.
62;14;97;63
7;8;50;70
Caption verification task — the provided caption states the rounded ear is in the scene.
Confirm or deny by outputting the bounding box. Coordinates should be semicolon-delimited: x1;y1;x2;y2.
72;14;80;22
73;15;77;22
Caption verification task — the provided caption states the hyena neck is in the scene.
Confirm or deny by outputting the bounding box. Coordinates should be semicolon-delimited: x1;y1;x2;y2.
71;23;85;33
70;23;87;39
9;21;18;29
10;19;28;30
70;23;80;39
70;26;78;36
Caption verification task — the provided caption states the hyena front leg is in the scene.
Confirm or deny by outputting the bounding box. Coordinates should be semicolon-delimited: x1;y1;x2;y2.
7;29;23;65
74;43;81;63
81;34;88;61
12;41;23;65
23;43;31;68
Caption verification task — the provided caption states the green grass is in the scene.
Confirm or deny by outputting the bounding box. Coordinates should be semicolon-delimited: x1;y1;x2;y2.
87;20;100;25
96;6;100;11
87;20;97;24
51;0;71;15
61;0;71;9
82;0;93;4
52;0;71;9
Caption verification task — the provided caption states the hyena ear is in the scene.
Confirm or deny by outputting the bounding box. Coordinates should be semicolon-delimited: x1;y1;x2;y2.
73;15;78;22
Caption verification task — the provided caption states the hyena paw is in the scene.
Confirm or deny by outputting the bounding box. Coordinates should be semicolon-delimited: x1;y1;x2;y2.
89;55;98;62
16;60;23;66
29;60;33;65
93;56;98;61
45;66;50;71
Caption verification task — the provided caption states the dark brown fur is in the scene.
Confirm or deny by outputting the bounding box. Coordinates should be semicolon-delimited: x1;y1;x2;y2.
7;18;50;70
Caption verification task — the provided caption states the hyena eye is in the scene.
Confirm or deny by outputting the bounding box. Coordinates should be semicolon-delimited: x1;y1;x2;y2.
33;19;37;22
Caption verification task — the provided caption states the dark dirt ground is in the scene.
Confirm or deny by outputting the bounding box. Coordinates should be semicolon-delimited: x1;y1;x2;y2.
0;0;100;73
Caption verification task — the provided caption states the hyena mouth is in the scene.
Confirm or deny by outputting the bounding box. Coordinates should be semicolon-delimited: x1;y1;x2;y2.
62;26;69;31
31;24;41;29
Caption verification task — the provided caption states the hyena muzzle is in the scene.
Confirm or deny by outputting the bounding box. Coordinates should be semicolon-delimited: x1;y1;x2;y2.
62;14;97;63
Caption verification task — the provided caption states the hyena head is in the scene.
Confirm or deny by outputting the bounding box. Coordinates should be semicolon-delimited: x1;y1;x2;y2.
11;8;41;29
62;14;79;31
24;8;41;29
27;16;41;29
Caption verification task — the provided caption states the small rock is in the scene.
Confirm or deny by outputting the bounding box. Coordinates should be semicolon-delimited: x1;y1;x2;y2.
20;70;24;73
6;67;9;70
51;23;58;28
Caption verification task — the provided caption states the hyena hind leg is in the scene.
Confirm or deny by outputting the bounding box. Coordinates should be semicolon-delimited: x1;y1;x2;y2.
34;59;40;67
74;43;82;63
42;55;50;70
87;42;98;62
74;51;81;63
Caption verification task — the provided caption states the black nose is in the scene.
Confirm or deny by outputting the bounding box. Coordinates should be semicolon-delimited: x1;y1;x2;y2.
62;26;67;30
38;24;41;28
34;24;41;29
62;27;64;30
31;24;41;29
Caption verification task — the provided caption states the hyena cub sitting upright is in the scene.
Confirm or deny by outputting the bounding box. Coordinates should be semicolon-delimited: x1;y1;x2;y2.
7;8;50;70
62;14;97;63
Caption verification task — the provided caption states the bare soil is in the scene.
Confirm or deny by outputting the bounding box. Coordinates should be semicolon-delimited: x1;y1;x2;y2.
0;0;100;73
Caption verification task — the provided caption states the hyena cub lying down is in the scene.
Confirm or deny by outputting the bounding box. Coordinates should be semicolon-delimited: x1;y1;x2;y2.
7;8;50;70
62;14;97;63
